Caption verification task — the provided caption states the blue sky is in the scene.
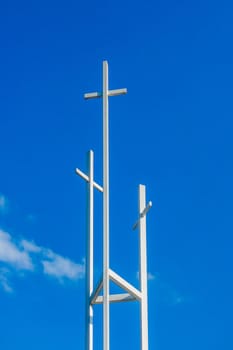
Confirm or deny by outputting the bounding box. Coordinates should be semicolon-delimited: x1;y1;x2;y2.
0;0;233;349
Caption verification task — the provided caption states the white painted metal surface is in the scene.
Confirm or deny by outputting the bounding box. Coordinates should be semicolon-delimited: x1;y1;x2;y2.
76;61;152;350
133;200;152;230
75;167;103;192
103;60;110;350
76;150;96;350
84;88;127;99
109;269;142;301
139;185;149;350
86;150;94;350
94;293;136;304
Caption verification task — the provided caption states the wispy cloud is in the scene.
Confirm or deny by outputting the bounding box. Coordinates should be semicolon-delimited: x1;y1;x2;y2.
0;230;34;271
147;272;156;281
0;268;13;293
0;229;85;293
153;275;190;306
42;251;85;282
0;193;85;293
136;271;156;281
173;296;186;305
20;239;41;253
0;194;8;215
136;270;189;306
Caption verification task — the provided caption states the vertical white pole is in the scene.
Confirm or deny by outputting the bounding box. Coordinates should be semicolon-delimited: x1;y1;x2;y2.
103;61;110;350
86;150;94;350
139;184;149;350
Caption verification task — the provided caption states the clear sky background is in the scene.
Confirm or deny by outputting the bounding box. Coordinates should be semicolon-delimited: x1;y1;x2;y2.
0;0;233;349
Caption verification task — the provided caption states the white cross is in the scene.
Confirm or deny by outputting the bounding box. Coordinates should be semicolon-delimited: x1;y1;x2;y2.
76;150;102;350
84;61;127;350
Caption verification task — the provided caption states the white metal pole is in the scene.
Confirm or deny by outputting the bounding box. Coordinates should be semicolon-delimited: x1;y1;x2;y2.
139;184;149;350
103;61;110;350
86;150;94;350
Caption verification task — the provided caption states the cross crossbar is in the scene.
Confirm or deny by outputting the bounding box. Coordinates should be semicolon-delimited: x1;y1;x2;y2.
84;88;127;100
133;201;152;231
75;167;103;193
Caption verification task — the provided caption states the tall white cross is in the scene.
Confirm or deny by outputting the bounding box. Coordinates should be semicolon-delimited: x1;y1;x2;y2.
76;61;152;350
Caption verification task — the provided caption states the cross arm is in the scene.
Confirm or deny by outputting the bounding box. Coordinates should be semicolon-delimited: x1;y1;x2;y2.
132;201;152;231
84;88;127;100
75;167;103;193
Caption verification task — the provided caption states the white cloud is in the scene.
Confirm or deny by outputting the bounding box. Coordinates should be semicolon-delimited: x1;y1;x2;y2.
0;229;85;293
0;268;13;293
152;275;189;306
0;230;34;271
136;271;156;281
0;193;85;292
42;251;85;282
147;272;156;281
21;239;41;253
0;194;8;214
